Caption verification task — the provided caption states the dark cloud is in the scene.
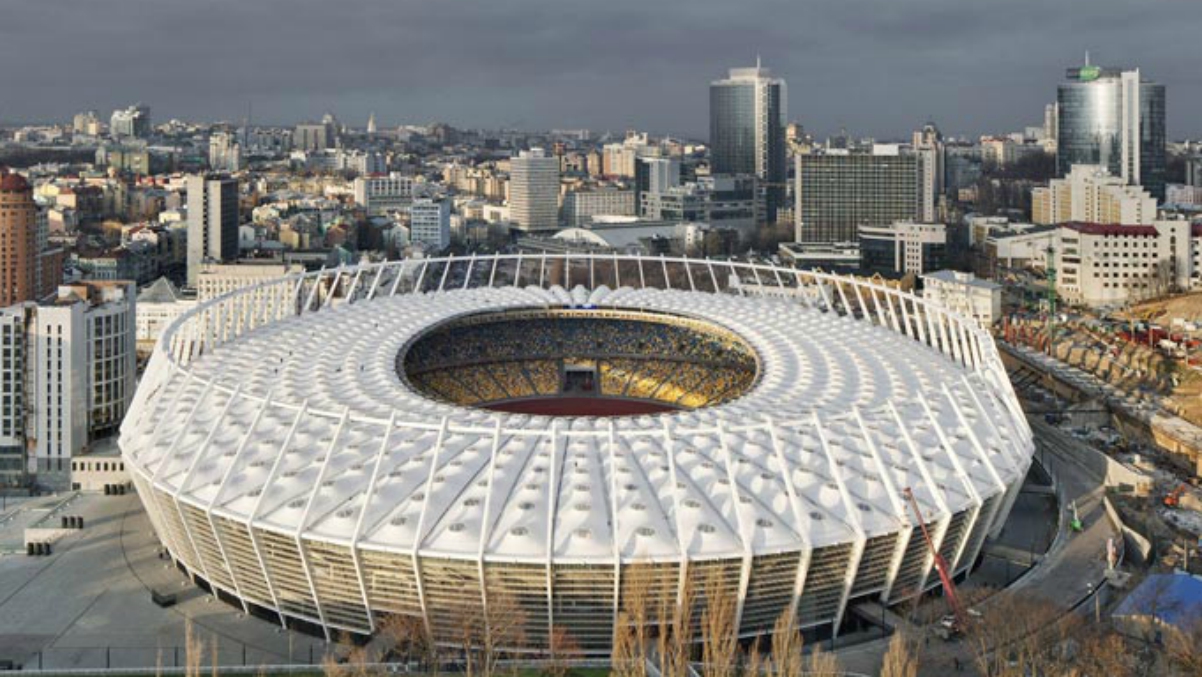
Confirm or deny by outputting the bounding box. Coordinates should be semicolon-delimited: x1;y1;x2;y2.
0;0;1198;139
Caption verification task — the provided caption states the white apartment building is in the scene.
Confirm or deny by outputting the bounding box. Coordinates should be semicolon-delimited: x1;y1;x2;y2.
409;198;451;250
135;276;196;352
195;262;304;302
561;188;635;227
1055;220;1199;308
921;270;1003;327
509;149;560;232
353;173;416;215
1033;164;1158;226
0;281;136;489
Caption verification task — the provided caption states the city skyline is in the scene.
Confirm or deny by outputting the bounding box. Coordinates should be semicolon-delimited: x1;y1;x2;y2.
2;0;1201;139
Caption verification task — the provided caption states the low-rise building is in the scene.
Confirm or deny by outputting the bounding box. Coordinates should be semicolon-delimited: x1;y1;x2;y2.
1055;220;1198;308
921;270;1002;327
859;221;947;277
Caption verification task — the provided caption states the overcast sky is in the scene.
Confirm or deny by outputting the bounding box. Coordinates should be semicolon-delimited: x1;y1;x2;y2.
2;0;1199;140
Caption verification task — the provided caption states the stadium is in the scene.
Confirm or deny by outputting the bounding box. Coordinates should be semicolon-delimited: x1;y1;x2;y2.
119;253;1034;654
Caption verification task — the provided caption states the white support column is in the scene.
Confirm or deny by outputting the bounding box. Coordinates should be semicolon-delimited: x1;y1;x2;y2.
589;255;595;290
463;254;476;291
303;268;325;313
637;256;646;289
366;265;386;301
918;396;982;574
410;417;449;640
763;419;812;628
173;385;243;589
206;389;274;614
564;251;571;289
883;290;902;334
415;259;431;294
346;267;365;304
852;283;869;321
437;255;453;292
295;408;351;639
488;256;499;289
707;260;719;292
715;422;753;633
349;411;397;633
834;280;852;316
811;411;866;636
684;260;696;291
886;401;950;599
897;293;916;340
660;255;671;290
612;252;621;288
661;420;691;605
514;252;524;287
851;408;910;602
607;421;623;648
247;401;309;629
545;422;563;644
323;268;345;310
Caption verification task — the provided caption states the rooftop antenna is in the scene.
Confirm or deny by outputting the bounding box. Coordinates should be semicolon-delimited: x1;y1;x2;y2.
756;54;762;69
1085;50;1091;66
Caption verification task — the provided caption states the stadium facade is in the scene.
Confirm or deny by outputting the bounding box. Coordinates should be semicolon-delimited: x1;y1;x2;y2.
120;253;1034;653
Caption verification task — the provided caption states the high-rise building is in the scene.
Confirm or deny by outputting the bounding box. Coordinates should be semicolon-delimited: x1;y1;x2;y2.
293;122;334;152
186;175;240;287
635;157;681;216
0;168;38;306
913;122;945;222
1057;61;1166;200
0;281;136;489
208;131;242;172
794;146;921;243
1044;103;1059;144
1186;157;1202;188
508;149;560;232
710;61;787;222
1032;164;1157;225
110;104;151;140
409;198;452;250
72;111;102;137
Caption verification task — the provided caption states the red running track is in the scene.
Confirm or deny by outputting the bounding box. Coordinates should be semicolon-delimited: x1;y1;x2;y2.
484;397;677;417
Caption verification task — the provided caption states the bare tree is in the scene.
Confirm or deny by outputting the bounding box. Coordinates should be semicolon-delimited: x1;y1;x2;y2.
547;625;582;677
612;564;654;677
769;606;804;677
1167;611;1202;676
184;619;204;677
700;569;738;677
804;643;841;676
879;630;919;677
742;637;767;677
480;587;527;677
378;614;434;670
657;571;694;677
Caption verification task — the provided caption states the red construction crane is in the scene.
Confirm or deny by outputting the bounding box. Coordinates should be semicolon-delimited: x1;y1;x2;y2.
903;487;967;637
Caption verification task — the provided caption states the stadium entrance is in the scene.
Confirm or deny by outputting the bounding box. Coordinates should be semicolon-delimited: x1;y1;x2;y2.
399;307;759;417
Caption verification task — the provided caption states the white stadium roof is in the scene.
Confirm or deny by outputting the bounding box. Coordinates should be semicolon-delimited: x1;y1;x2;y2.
122;280;1029;564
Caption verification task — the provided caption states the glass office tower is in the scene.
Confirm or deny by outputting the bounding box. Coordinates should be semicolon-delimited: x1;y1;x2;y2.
710;63;787;223
1057;65;1166;201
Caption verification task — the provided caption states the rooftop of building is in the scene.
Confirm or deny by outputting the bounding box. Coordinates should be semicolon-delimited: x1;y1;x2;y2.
921;269;1002;290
